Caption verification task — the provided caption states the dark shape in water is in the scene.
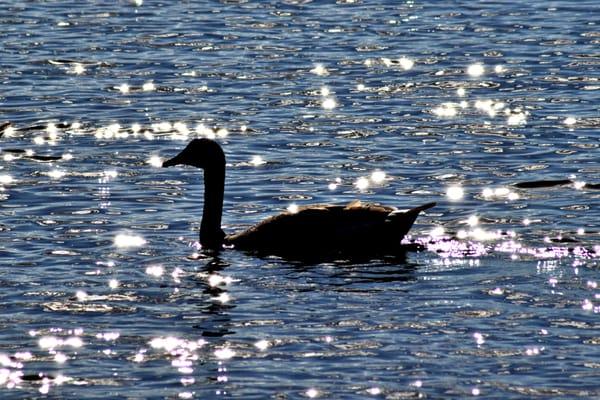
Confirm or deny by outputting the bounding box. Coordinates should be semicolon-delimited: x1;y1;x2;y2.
163;139;435;259
514;179;573;189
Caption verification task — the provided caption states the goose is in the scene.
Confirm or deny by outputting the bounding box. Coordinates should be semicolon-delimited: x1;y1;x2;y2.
163;139;435;258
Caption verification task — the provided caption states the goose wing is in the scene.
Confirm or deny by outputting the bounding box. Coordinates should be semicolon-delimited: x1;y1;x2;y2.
226;202;434;254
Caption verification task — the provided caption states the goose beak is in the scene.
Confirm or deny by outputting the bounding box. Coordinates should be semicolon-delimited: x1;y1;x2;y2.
162;154;183;168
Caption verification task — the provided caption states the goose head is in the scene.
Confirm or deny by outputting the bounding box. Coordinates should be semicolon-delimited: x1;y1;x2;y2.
162;138;225;170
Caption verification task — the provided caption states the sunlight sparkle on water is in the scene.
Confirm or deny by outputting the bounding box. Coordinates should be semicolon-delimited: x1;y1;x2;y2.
255;340;270;351
432;103;458;118
306;388;319;398
322;97;337;110
142;81;155;91
117;84;130;94
564;116;577;126
250;155;266;167
47;169;66;179
0;175;14;185
467;63;485;77
214;347;235;360
310;64;328;76
370;170;386;184
147;155;163;168
145;265;164;277
114;233;147;248
69;63;85;75
287;203;299;214
399;57;414;70
355;177;369;190
446;185;464;201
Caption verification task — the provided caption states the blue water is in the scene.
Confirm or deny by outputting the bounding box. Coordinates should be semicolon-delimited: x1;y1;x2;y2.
1;1;600;398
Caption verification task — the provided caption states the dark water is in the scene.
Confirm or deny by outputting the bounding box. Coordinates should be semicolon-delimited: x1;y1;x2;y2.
1;1;600;398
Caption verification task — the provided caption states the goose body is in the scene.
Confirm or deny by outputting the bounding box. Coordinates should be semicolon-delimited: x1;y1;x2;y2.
163;139;435;258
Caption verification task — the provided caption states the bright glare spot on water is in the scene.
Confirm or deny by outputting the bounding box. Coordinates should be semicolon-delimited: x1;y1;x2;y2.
0;175;14;185
76;290;87;301
310;64;328;76
132;0;143;5
254;340;270;351
117;83;130;94
196;123;215;139
507;112;527;125
145;265;164;277
287;203;299;214
306;388;319;398
494;65;505;73
147;155;163;168
457;87;466;97
399;57;414;70
355;177;369;190
62;153;73;161
54;353;67;364
573;181;586;190
214;347;236;360
370;170;386;184
214;292;230;304
320;86;330;96
142;81;155;91
467;63;485;77
467;215;479;226
564;116;577;126
47;169;66;179
39;336;60;349
216;128;229;138
4;126;15;137
114;234;147;248
108;279;119;289
322;97;337;110
508;192;520;201
473;332;485;345
472;387;481;396
250;155;266;166
328;182;337;190
356;83;366;91
446;185;464;201
70;63;85;75
430;226;445;237
411;380;423;388
432;102;458;118
367;387;381;395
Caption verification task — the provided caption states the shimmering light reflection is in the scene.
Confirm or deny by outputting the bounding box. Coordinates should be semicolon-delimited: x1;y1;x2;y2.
564;116;576;126
432;102;458;118
321;97;337;110
250;155;266;166
142;81;155;91
147;155;163;168
467;63;485;77
114;233;147;248
145;265;164;277
310;64;329;76
446;185;464;201
370;170;386;184
306;388;319;398
214;347;235;360
254;340;270;351
0;175;14;185
354;177;369;190
287;203;299;214
117;83;130;94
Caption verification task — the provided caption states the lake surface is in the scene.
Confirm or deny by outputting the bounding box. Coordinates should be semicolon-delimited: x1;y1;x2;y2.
1;0;600;398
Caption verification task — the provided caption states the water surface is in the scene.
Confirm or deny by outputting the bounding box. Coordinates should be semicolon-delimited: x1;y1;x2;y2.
1;1;600;398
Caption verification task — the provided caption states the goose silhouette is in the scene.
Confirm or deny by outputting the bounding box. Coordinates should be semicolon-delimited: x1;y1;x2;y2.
163;139;435;258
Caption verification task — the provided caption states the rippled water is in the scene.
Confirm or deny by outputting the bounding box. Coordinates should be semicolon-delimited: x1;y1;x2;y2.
1;1;600;398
